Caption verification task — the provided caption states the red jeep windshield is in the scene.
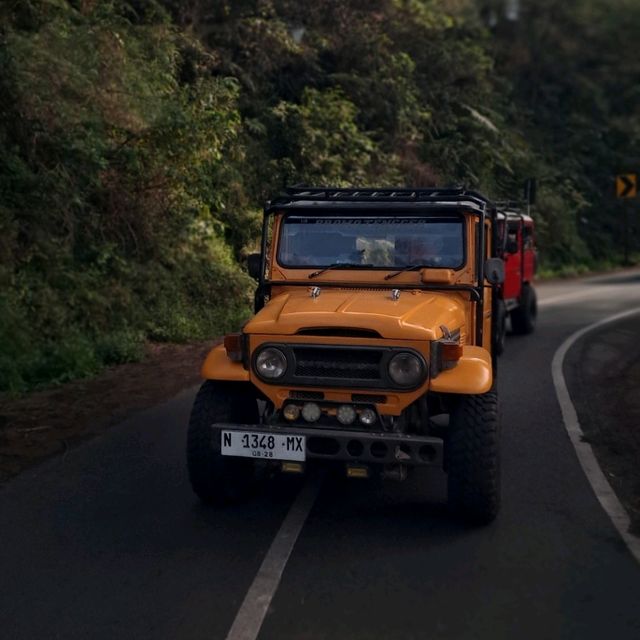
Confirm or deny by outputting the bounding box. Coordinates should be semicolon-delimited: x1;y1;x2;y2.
277;215;464;269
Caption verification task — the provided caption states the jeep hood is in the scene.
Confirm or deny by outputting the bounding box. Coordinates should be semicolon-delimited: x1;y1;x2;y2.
244;289;467;341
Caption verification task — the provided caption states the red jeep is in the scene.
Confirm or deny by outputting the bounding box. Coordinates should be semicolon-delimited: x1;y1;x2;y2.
494;207;537;353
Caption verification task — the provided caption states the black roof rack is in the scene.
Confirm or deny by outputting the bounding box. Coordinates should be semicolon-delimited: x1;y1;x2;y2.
495;200;527;210
265;186;493;214
495;201;534;221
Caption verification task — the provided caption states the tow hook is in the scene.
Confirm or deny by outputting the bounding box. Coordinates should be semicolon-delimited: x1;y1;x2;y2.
381;464;408;481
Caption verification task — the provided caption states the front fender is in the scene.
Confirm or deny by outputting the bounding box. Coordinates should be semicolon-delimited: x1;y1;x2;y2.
201;344;250;382
429;346;493;395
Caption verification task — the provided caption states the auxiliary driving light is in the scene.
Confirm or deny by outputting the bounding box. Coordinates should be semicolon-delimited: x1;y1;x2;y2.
283;404;301;421
359;408;377;426
337;404;357;425
301;402;322;422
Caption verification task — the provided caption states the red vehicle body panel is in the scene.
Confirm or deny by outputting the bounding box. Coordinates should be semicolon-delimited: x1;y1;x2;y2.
499;213;536;306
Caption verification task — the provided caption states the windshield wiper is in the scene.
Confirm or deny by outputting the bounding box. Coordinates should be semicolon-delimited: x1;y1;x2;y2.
384;265;424;280
308;263;373;279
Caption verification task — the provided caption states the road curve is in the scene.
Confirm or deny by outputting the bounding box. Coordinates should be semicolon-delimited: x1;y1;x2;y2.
1;269;640;640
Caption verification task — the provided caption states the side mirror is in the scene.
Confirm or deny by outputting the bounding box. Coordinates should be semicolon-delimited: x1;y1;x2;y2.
247;253;262;280
485;258;505;285
506;239;519;254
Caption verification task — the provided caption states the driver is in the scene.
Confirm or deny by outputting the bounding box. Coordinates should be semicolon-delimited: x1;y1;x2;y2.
398;235;443;266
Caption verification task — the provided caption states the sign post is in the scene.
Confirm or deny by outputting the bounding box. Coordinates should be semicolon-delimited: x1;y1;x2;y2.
616;174;637;264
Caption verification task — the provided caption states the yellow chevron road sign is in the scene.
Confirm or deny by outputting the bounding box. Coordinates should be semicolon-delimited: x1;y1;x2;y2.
616;174;637;198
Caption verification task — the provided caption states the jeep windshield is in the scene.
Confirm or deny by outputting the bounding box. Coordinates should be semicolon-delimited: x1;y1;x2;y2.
277;215;464;270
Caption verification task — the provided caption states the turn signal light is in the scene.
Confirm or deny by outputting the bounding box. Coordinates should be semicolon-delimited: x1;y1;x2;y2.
224;333;243;362
346;465;369;479
441;342;463;364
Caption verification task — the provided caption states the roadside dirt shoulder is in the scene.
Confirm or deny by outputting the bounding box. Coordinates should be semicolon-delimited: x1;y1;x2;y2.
566;316;640;535
0;341;217;484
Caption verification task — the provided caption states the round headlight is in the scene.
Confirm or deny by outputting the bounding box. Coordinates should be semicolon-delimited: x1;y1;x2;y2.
388;352;424;387
255;347;287;379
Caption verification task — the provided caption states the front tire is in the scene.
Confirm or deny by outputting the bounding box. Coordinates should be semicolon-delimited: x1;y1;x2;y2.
446;390;500;525
494;299;506;356
187;380;259;504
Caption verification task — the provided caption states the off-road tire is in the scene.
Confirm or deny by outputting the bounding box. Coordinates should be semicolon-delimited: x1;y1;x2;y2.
494;299;506;356
187;380;259;504
510;283;537;335
446;390;500;525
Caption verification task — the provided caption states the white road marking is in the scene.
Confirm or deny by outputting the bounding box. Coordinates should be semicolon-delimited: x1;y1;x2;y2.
551;306;640;564
225;474;323;640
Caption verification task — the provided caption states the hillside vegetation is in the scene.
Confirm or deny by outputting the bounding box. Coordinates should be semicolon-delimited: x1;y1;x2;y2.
1;0;638;391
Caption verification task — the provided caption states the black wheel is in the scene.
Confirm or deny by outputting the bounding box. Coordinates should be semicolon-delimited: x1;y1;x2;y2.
494;299;506;356
446;390;500;525
187;380;259;504
510;283;537;335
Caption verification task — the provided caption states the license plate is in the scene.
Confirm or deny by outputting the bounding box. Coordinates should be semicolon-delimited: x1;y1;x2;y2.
221;430;306;461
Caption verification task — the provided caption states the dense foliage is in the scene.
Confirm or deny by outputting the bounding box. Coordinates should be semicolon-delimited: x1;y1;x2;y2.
1;0;638;390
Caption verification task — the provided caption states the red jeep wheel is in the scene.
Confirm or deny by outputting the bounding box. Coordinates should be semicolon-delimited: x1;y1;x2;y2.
510;283;537;335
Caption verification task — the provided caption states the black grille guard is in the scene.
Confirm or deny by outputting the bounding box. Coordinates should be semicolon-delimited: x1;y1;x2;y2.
211;423;443;467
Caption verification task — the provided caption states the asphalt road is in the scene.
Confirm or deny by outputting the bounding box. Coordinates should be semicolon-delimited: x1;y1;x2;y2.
2;270;640;640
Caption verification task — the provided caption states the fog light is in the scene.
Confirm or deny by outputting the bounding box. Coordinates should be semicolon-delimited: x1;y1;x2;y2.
337;404;356;425
283;404;300;421
359;408;377;426
301;402;321;422
281;462;304;473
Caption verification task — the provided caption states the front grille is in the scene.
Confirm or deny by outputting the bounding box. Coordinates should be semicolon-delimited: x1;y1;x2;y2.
253;343;425;390
292;346;383;385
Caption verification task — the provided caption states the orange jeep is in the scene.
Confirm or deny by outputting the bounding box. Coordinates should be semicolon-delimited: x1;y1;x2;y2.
187;187;505;523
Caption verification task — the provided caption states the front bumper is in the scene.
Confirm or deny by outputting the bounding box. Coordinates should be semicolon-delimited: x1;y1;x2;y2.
211;423;443;467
